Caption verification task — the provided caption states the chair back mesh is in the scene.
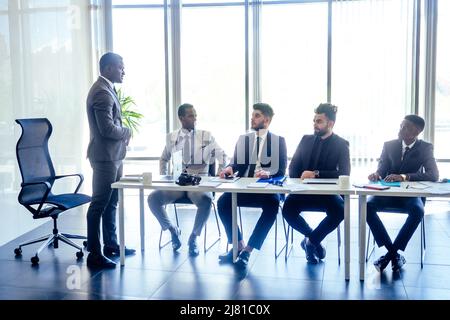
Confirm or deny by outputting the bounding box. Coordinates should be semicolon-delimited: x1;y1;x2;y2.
15;118;56;204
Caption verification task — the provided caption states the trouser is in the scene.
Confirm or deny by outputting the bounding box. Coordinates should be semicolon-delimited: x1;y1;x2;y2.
217;193;280;250
86;160;122;254
148;190;212;237
366;196;424;252
282;194;344;245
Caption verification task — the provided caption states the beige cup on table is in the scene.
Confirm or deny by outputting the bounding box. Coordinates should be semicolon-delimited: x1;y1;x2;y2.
142;172;152;186
338;175;350;189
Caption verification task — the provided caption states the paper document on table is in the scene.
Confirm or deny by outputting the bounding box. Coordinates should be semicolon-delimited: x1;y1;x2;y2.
120;175;142;182
210;177;240;183
200;181;222;188
247;182;269;188
405;182;430;190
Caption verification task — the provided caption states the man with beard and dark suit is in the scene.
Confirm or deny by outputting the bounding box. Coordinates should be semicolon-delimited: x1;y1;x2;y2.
85;52;135;268
367;115;438;272
217;103;287;270
282;103;350;264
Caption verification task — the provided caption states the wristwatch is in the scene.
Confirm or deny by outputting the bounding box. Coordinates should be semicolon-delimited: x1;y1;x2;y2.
400;174;407;181
314;170;320;178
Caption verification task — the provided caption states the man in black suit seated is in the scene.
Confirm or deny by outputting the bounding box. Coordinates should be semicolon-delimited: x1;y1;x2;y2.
282;103;350;264
367;115;439;272
217;103;287;269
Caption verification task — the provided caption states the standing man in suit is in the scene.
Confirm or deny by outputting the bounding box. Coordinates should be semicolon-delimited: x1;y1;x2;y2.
367;115;438;272
282;103;350;264
85;52;136;268
148;103;227;256
217;103;287;269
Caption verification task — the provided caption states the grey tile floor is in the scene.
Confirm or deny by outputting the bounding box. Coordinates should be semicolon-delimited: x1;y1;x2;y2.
1;191;450;300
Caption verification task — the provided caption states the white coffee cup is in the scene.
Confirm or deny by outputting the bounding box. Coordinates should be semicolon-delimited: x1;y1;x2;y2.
142;172;152;186
338;175;350;189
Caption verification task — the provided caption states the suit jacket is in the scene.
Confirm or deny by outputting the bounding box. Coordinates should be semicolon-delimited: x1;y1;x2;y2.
229;131;287;178
376;139;439;182
160;129;228;176
86;77;130;162
289;134;350;178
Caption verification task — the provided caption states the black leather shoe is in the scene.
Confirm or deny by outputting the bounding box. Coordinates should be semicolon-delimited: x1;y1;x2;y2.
373;255;391;272
391;253;406;272
313;241;326;260
87;252;116;269
301;237;318;264
218;248;242;264
188;238;199;257
235;251;250;270
103;246;136;257
171;227;182;251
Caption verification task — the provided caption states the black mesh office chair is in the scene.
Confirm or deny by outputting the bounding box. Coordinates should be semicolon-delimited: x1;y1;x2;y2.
14;118;91;265
159;162;221;253
365;197;427;268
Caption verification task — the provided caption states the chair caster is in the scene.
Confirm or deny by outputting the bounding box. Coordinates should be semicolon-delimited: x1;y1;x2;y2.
76;251;84;259
31;255;39;265
14;248;22;256
83;240;87;247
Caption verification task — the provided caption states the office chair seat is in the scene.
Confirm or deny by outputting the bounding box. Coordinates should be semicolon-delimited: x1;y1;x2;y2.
45;193;91;210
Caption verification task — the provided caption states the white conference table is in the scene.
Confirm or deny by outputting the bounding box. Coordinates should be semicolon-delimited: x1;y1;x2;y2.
355;182;450;281
111;177;354;280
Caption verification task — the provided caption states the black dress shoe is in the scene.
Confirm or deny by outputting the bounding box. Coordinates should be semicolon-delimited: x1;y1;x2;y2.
373;255;391;272
188;238;199;257
103;246;136;257
391;253;406;272
301;237;318;264
218;248;242;264
313;241;326;260
235;251;250;270
87;252;116;269
171;227;182;251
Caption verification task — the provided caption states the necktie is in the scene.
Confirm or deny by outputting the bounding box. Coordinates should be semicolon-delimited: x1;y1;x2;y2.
248;137;260;177
183;135;191;165
402;146;410;161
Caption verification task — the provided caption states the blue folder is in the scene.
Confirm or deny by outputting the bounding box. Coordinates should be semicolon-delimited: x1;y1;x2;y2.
257;176;287;186
378;181;401;187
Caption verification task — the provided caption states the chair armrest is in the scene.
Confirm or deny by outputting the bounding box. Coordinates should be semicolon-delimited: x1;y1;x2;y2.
54;173;84;193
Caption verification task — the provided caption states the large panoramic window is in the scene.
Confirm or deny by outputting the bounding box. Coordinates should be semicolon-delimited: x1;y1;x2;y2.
112;1;166;157
180;3;245;155
332;0;414;162
434;0;450;160
260;1;328;156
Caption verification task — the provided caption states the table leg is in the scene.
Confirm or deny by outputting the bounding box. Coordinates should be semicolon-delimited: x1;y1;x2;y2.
119;188;125;266
359;195;367;281
344;194;350;281
232;192;237;262
139;188;145;251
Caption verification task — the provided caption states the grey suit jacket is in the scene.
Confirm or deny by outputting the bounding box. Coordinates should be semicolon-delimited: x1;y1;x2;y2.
86;77;130;162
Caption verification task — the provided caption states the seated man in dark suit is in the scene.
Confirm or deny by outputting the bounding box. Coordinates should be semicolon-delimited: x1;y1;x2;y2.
367;115;439;272
282;103;350;264
217;103;287;269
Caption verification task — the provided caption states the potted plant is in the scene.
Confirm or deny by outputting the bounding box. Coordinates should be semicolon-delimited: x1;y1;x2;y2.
117;88;144;137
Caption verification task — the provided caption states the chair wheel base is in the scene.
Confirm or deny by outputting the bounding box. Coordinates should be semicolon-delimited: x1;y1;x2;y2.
83;241;87;247
14;248;22;256
76;251;84;259
31;255;39;265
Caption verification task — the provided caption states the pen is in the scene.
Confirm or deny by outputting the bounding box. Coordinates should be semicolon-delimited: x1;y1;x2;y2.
406;184;410;189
